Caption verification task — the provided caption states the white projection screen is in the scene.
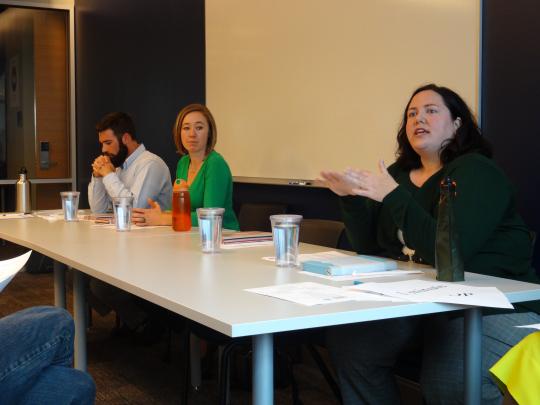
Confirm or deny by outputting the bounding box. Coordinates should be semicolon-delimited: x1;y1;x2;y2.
206;0;480;184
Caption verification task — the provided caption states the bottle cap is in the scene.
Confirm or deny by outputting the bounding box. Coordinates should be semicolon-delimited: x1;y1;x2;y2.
440;176;456;196
174;179;189;191
19;167;27;175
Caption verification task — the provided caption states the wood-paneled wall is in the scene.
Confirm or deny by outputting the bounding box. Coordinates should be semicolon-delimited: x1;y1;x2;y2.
33;10;69;179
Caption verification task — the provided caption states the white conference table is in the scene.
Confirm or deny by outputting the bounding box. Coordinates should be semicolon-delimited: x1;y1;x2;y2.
2;215;540;405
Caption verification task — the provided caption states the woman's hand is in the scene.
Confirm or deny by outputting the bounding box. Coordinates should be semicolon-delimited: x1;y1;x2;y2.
132;198;169;226
346;160;398;202
320;170;359;196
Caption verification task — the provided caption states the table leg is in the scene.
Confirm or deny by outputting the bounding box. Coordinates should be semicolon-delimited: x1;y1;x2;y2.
73;270;87;371
464;307;482;405
53;260;66;308
253;333;273;405
190;333;202;390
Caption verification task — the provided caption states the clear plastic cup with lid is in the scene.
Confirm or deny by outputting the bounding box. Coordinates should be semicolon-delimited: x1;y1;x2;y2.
269;214;303;267
112;196;134;231
60;191;80;221
197;207;225;253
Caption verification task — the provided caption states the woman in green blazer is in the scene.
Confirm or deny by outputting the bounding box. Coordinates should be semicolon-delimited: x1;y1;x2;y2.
133;104;239;230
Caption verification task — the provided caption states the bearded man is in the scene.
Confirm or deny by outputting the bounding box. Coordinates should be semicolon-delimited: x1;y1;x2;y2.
87;112;172;342
88;112;172;212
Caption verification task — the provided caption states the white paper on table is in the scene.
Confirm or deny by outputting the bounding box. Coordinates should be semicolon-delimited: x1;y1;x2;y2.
245;281;360;306
35;210;97;222
351;279;513;309
515;323;540;330
345;288;409;302
0;213;33;220
221;241;274;249
0;251;32;293
35;210;64;222
299;269;424;281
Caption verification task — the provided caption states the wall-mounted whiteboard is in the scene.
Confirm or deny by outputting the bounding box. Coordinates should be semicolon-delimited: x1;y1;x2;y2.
206;0;480;182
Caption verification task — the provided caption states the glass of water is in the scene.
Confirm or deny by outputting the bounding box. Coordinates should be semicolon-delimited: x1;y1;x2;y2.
112;196;134;231
196;207;225;253
60;191;80;221
270;214;303;267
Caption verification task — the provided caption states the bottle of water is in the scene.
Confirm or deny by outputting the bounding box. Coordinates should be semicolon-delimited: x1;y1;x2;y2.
16;167;31;213
435;176;464;281
172;179;191;231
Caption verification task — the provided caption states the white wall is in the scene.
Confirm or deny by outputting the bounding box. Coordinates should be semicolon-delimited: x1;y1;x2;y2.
206;0;480;182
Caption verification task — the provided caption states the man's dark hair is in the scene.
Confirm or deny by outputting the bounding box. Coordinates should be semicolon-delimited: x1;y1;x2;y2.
95;112;137;141
395;83;492;170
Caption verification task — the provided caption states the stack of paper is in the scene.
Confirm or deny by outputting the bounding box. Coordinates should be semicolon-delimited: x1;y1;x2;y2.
301;251;397;276
349;279;513;309
221;231;273;249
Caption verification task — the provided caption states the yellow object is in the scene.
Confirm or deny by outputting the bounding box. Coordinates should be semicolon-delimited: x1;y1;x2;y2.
490;331;540;405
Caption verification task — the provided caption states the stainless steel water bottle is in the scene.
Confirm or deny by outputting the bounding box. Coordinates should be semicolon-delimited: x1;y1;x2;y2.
16;167;31;213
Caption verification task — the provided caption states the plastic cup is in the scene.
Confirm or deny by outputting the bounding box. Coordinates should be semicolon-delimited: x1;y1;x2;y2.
112;196;134;232
60;191;80;221
270;214;303;267
197;208;225;253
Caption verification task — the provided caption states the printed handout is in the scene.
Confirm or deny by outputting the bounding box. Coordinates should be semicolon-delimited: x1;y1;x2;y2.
515;323;540;330
245;282;360;306
350;279;513;309
0;251;32;293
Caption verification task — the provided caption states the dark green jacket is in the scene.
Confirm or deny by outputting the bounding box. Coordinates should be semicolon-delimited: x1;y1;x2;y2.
341;153;539;314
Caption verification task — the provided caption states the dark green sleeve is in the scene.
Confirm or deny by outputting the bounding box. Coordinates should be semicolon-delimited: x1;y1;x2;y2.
340;196;383;255
383;155;515;265
383;185;435;261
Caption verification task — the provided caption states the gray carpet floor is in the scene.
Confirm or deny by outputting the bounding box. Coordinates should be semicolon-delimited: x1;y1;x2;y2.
0;267;341;404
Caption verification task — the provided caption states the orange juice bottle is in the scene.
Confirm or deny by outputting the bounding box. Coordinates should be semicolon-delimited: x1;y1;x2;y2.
172;179;191;231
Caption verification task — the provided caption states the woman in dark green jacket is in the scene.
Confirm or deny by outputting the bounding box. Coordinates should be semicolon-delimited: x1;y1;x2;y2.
321;84;540;405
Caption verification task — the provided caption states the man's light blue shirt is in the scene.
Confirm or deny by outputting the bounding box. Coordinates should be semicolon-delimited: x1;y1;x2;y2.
88;144;172;212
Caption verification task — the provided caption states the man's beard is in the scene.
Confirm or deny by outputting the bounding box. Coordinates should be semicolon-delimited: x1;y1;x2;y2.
107;143;129;168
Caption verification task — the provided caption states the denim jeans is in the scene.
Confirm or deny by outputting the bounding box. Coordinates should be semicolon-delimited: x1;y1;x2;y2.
0;306;96;405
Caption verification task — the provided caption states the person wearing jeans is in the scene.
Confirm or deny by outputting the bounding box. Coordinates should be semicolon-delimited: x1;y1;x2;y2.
0;306;96;404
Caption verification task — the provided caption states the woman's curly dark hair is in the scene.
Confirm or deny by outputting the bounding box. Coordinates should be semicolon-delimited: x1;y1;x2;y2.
395;83;492;170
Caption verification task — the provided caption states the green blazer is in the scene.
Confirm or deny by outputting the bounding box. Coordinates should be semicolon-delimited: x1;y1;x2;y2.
176;150;240;231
